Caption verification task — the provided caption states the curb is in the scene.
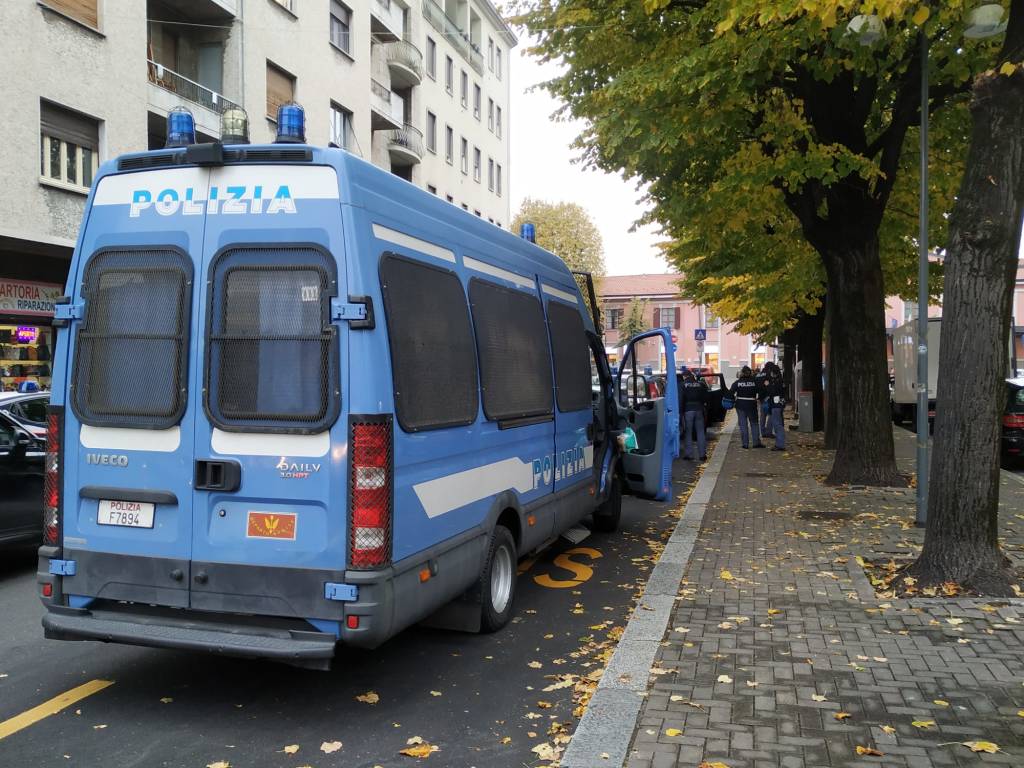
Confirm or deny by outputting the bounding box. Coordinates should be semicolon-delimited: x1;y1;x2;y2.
560;415;737;768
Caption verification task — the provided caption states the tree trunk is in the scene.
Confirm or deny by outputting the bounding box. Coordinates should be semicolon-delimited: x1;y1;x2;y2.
824;295;839;448
821;240;903;486
909;19;1024;591
781;332;796;403
796;308;825;431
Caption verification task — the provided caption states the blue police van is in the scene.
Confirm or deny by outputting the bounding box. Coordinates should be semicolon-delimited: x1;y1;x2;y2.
37;106;679;668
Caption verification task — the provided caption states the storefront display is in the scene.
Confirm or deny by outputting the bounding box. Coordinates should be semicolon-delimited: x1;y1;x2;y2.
0;278;63;393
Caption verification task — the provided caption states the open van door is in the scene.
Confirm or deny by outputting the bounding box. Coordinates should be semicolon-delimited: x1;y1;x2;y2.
615;329;679;501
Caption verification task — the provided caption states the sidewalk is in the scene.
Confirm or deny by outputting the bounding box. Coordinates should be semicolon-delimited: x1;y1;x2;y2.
582;419;1024;767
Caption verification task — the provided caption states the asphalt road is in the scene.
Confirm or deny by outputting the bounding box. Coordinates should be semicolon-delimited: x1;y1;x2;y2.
0;450;706;768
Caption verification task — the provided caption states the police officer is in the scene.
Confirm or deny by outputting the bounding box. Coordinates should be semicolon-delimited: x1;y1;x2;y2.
754;365;772;439
680;369;709;461
762;362;786;451
730;366;762;449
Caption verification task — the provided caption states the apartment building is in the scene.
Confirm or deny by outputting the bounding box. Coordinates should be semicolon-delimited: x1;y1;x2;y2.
600;274;773;383
0;0;514;391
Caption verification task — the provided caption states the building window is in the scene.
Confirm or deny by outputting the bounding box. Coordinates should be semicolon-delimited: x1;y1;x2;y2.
488;98;494;131
426;111;437;153
39;100;99;193
473;147;481;182
903;301;918;323
488;38;494;71
266;61;295;120
496;46;502;79
473;84;481;119
488;158;494;191
705;310;720;329
272;0;296;12
445;56;454;94
460;138;468;174
329;1;352;54
40;0;98;29
427;184;437;195
426;36;437;79
605;307;623;331
330;102;353;149
654;305;680;329
496;164;502;197
460;70;468;107
496;106;502;139
445;125;454;164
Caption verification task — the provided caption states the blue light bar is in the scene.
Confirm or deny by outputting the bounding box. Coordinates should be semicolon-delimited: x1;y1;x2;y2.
276;102;306;144
166;107;196;148
520;223;536;243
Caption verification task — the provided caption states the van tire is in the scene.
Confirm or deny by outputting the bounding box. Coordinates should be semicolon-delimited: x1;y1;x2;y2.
592;473;622;533
479;525;517;633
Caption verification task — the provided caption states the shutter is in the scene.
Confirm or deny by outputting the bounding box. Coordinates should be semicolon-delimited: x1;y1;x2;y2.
40;100;98;149
42;0;98;28
266;63;294;118
653;308;660;328
674;307;681;329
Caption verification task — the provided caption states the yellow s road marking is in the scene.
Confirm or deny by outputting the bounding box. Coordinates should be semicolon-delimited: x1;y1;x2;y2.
0;679;114;741
534;547;603;588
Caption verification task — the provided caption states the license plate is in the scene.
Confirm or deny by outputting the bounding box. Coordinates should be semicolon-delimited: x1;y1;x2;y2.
97;499;155;528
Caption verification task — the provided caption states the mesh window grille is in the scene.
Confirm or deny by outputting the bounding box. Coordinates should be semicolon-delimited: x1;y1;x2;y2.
379;253;479;432
547;300;592;413
207;248;339;433
72;249;192;428
469;278;553;422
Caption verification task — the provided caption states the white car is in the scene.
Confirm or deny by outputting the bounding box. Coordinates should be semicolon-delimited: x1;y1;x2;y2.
0;391;50;440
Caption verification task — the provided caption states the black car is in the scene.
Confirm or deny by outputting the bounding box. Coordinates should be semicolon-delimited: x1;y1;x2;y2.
0;410;44;545
1002;378;1024;467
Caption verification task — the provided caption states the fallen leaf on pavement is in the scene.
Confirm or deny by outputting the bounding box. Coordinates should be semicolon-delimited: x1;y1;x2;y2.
716;674;732;684
429;691;442;697
664;728;682;737
528;661;543;669
92;725;107;730
355;692;380;705
282;745;299;755
746;681;758;688
320;741;343;753
933;700;949;707
855;746;883;756
881;725;896;735
207;762;231;768
912;720;935;729
834;712;851;721
962;741;1000;753
811;695;826;702
699;762;730;768
719;570;734;581
400;743;440;758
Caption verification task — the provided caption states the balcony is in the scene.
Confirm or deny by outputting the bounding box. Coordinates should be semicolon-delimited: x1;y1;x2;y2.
384;40;423;88
147;60;240;137
422;0;484;74
371;0;403;42
387;124;423;166
370;79;404;131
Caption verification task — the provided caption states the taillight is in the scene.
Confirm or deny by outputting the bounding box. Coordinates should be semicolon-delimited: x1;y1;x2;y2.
1004;413;1024;429
43;409;62;546
349;419;392;569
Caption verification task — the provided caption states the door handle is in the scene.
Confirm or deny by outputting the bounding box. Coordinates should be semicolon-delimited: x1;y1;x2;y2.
195;460;241;492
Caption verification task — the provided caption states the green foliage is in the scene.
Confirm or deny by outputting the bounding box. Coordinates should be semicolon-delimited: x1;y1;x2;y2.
618;298;649;341
512;0;1002;336
511;198;606;277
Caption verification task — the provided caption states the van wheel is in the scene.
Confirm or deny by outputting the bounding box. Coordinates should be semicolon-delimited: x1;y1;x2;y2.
592;473;622;533
479;525;516;633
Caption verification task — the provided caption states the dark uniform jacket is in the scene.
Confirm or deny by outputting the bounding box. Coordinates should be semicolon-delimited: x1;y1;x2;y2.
681;377;709;412
762;373;785;406
730;376;759;410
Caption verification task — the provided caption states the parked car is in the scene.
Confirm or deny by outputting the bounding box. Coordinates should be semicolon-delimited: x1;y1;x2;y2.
1002;378;1024;467
0;409;44;545
0;391;49;440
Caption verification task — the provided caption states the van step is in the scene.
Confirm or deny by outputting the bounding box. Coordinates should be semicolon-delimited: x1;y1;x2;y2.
560;526;591;546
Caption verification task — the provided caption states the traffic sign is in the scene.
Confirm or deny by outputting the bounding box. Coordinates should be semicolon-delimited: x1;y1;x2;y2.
694;328;707;341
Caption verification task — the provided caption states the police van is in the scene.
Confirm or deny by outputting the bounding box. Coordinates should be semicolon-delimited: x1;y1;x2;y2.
38;105;679;668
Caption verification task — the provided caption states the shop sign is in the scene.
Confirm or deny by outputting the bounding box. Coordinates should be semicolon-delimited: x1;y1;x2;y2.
16;326;39;343
0;279;63;317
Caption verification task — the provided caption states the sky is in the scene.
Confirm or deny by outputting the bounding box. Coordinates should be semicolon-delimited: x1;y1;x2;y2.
508;46;669;277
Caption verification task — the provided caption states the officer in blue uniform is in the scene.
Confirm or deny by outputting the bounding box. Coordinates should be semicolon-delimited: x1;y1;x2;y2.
754;365;772;439
730;366;762;448
680;369;709;461
762;363;786;451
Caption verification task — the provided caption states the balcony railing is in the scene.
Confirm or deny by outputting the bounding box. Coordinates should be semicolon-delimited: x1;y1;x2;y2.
422;0;484;74
387;123;424;160
384;40;423;81
370;79;404;126
147;60;240;114
371;0;403;40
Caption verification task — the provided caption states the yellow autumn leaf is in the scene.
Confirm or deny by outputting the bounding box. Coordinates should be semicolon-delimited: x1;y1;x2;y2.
207;762;231;768
663;728;682;737
1000;62;1018;77
855;746;883;756
911;720;935;729
811;694;826;702
717;674;732;684
962;741;1000;753
159;697;173;704
356;691;380;705
912;5;930;26
282;745;299;754
320;741;343;754
699;763;731;768
429;690;442;697
400;743;440;758
767;609;781;615
528;661;543;669
881;725;896;735
834;712;852;721
719;569;734;580
1018;710;1024;718
933;700;949;707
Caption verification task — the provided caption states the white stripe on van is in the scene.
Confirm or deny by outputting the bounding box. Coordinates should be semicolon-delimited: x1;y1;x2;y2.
414;457;537;519
462;257;534;289
542;284;579;304
372;224;456;263
80;425;181;452
211;428;330;457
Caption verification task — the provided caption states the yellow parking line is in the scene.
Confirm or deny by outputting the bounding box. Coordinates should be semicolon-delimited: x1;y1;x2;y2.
0;679;114;741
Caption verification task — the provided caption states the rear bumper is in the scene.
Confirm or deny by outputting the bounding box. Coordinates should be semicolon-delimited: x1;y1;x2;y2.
42;604;338;669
